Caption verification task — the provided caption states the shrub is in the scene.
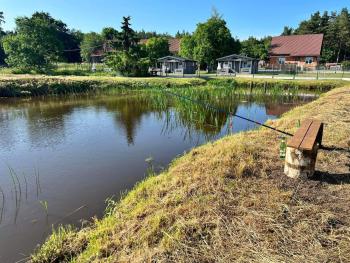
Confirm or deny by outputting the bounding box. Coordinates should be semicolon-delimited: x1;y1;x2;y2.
105;51;150;77
342;60;350;71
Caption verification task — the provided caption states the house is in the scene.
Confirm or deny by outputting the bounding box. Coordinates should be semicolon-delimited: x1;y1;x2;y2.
269;34;324;69
157;56;197;74
168;38;181;54
90;43;114;63
217;54;258;74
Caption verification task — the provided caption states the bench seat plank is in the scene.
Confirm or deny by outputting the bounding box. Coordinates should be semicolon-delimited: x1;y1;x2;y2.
287;119;323;151
287;119;313;149
299;120;322;151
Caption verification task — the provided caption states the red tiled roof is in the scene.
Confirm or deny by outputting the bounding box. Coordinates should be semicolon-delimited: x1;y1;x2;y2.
139;39;148;45
270;34;324;57
91;44;114;57
168;38;180;53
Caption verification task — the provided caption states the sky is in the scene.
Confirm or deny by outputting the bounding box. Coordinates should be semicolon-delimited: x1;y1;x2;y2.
1;0;349;40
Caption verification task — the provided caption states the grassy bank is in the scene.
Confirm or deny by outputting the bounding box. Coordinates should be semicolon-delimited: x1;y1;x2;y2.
0;75;206;97
0;74;347;97
32;85;350;262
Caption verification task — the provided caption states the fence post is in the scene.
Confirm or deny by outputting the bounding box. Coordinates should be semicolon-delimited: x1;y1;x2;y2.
293;65;296;80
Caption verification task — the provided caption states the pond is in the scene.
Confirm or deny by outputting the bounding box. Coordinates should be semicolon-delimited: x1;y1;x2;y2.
0;88;316;262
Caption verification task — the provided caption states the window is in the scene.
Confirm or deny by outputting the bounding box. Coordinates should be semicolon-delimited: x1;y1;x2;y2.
305;57;313;64
278;57;286;64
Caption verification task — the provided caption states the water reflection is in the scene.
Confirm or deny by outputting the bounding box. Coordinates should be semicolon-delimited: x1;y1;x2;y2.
0;90;315;262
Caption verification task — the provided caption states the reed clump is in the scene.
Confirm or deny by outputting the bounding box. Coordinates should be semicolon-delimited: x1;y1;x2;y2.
207;77;346;92
32;85;350;262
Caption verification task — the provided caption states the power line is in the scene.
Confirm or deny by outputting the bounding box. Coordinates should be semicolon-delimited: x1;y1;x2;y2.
63;44;104;52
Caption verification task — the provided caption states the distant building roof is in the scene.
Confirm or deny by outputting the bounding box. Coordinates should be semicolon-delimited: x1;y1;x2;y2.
217;54;257;61
168;38;180;53
139;39;148;45
270;34;324;57
91;43;115;57
157;55;196;63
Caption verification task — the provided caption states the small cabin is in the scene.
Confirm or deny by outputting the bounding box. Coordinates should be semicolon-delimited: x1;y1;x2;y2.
157;56;197;75
217;54;258;74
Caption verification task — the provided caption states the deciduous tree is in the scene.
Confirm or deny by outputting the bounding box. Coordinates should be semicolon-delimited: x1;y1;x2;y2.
2;12;64;71
144;37;170;64
0;11;5;64
80;32;103;62
241;36;271;61
179;34;195;59
101;27;119;41
179;11;239;69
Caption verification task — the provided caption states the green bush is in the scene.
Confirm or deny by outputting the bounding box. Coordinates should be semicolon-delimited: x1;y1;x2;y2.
105;51;150;77
342;61;350;71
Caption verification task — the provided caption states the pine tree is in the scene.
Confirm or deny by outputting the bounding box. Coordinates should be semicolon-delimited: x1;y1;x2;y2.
119;16;138;51
0;12;4;30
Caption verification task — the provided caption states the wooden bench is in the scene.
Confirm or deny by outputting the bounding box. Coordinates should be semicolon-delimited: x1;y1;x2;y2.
284;119;324;178
287;119;323;151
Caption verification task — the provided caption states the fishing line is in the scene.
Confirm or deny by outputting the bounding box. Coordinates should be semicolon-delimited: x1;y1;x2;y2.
162;89;294;137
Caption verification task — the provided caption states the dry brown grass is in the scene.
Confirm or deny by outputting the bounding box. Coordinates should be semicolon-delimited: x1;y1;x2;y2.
32;86;350;263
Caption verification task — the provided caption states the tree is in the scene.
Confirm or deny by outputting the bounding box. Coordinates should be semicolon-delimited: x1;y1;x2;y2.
80;32;103;62
295;11;323;34
0;11;4;32
175;30;189;38
293;8;350;63
335;8;350;62
144;37;170;64
281;26;294;36
105;16;150;76
105;50;149;76
21;12;82;63
241;36;271;60
136;30;170;39
179;34;195;59
119;16;138;51
60;29;83;63
2;12;64;71
181;11;239;69
0;11;5;64
101;27;119;41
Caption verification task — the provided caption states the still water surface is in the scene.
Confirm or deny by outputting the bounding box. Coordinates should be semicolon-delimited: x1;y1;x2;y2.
0;91;314;262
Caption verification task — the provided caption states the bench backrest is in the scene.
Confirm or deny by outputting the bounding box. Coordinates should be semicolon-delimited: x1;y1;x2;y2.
287;119;323;151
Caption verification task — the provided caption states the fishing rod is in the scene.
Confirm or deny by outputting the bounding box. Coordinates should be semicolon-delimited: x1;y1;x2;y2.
162;89;294;137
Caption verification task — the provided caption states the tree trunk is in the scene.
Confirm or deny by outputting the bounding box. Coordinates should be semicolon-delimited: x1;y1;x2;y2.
336;43;342;63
